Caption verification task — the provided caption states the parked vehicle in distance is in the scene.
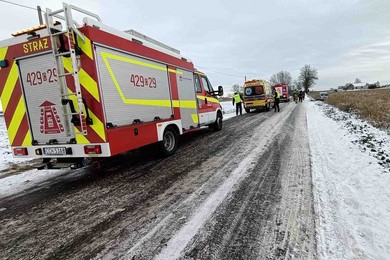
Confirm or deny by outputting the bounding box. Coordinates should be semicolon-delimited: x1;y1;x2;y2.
318;91;329;101
272;84;290;102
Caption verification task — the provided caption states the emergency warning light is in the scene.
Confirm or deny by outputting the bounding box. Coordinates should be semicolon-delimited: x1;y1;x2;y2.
11;24;47;37
0;60;8;68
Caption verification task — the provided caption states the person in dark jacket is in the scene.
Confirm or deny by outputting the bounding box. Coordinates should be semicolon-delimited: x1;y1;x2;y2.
299;90;304;102
232;92;243;115
273;89;280;112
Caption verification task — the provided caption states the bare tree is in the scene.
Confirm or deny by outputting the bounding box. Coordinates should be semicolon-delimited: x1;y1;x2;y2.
354;78;362;84
270;70;292;86
231;84;242;93
298;65;318;93
293;79;303;90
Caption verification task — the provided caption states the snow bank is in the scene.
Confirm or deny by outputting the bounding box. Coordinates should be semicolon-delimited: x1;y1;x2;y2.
306;98;390;259
220;100;237;120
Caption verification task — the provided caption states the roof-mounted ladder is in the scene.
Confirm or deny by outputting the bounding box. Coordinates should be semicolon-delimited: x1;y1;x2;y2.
44;3;101;137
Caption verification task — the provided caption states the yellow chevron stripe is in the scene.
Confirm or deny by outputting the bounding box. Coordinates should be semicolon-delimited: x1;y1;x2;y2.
7;96;25;145
1;61;18;111
22;130;32;146
62;58;100;102
76;34;93;60
74;127;90;144
66;87;105;143
89;109;106;142
61;58;106;143
78;69;100;102
0;46;7;62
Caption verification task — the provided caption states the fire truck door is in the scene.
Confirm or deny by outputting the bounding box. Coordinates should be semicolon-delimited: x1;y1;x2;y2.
200;75;215;124
176;69;198;130
17;53;74;145
194;74;209;124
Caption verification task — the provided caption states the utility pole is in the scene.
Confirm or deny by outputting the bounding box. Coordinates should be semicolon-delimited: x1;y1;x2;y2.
37;6;43;25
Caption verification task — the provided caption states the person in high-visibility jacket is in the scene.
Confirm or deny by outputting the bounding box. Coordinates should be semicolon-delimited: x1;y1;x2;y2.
232;92;243;115
273;89;281;112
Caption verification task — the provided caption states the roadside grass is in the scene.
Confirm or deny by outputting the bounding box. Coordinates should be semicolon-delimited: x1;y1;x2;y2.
309;89;390;132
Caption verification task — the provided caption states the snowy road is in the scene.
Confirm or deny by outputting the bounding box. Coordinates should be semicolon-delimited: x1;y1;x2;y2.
0;101;317;259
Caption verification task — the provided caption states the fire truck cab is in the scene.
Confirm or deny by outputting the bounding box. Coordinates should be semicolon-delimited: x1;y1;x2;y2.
0;3;223;169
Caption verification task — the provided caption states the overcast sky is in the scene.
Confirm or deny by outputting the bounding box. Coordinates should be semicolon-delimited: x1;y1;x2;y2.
0;0;390;93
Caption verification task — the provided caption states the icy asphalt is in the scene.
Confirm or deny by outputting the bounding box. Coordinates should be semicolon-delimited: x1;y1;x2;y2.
0;98;389;259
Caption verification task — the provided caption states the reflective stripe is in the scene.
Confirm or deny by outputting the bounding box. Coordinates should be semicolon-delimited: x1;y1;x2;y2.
22;130;32;146
63;58;100;102
63;58;106;143
1;61;18;111
7;96;25;144
74;127;90;144
191;114;199;124
179;100;197;109
101;51;183;74
234;94;242;103
101;51;197;108
197;95;220;104
0;46;7;65
78;69;100;102
77;34;93;60
89;109;106;142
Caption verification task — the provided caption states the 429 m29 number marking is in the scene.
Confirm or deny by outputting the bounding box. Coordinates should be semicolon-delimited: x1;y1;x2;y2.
26;69;57;86
130;74;157;88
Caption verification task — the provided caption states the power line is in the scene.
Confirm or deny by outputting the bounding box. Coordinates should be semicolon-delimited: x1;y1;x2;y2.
196;66;245;79
0;0;41;12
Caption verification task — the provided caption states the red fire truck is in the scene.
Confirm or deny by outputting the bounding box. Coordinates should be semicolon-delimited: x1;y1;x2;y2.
0;3;223;169
272;84;290;102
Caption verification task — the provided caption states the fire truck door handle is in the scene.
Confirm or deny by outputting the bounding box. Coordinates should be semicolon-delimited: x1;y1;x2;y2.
205;98;208;104
62;99;80;126
82;99;93;125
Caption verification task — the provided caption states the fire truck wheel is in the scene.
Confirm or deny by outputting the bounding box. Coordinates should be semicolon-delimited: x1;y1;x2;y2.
245;108;250;113
160;126;178;157
210;112;223;131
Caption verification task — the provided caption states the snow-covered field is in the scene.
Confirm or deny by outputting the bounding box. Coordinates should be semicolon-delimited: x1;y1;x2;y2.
0;99;390;258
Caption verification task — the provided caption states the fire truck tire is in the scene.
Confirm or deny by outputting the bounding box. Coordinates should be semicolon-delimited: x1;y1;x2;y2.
245;108;250;113
159;126;178;157
210;111;223;131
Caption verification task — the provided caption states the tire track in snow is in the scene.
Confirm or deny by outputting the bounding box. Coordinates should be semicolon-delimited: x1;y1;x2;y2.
155;105;296;259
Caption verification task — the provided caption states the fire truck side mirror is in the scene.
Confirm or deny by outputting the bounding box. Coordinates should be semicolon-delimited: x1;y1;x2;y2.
218;86;224;96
